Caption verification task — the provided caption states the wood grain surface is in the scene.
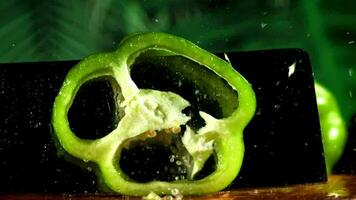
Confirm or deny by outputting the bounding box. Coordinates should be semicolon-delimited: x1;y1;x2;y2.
1;175;355;200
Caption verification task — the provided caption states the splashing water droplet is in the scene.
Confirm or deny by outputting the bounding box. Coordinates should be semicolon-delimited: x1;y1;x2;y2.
349;68;354;77
261;22;268;29
87;166;93;172
288;62;296;77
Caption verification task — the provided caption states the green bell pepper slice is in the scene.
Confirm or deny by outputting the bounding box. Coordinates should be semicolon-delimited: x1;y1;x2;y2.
315;83;347;173
52;32;256;196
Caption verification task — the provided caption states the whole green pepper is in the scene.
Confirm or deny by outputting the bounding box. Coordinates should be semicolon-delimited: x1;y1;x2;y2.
315;83;347;173
52;32;256;196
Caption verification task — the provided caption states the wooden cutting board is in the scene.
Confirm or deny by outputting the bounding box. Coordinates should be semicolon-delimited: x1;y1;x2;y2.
1;175;355;200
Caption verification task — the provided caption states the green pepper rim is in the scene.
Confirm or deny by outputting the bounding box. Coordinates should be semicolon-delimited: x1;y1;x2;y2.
52;32;256;196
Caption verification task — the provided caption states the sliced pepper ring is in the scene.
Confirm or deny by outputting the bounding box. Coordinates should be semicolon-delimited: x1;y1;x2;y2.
52;32;256;196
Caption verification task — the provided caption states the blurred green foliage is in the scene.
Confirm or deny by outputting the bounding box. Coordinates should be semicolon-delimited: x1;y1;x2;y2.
0;0;355;122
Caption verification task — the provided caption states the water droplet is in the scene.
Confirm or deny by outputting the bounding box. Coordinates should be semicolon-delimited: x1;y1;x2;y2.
288;62;296;77
261;22;268;29
273;104;280;110
171;188;180;195
154;18;159;23
349;68;354;77
255;110;262;116
224;53;231;64
176;160;182;166
34;121;42;128
169;155;175;162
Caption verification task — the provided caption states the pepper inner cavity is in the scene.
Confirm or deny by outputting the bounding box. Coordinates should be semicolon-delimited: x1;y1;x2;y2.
119;126;195;182
119;126;217;182
131;54;239;122
68;76;123;140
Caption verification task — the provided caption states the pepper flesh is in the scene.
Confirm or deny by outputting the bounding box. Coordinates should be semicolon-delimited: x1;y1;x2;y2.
52;32;256;196
315;83;347;173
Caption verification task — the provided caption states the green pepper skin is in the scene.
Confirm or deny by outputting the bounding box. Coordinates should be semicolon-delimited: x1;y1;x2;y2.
315;83;347;173
52;32;256;196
